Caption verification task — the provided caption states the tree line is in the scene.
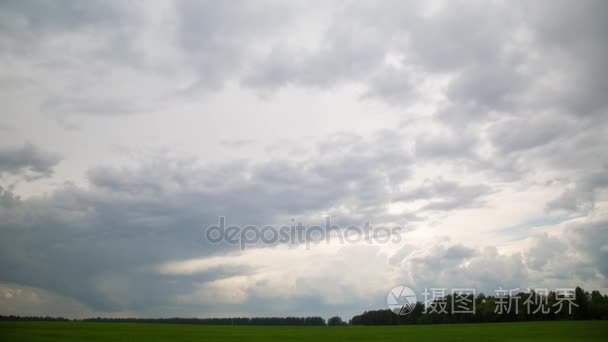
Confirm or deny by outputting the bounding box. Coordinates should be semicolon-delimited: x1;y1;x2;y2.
351;287;608;325
2;287;607;326
0;315;326;326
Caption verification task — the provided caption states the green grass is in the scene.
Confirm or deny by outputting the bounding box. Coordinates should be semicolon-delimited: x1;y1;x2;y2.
0;320;606;341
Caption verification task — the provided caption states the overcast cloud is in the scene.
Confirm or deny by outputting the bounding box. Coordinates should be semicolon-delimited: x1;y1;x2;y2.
0;0;607;319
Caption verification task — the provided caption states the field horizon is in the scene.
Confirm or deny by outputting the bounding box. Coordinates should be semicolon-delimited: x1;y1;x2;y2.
1;320;607;342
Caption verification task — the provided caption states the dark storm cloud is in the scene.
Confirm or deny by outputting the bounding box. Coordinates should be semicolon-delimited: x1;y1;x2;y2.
0;133;412;312
0;173;250;311
0;143;61;179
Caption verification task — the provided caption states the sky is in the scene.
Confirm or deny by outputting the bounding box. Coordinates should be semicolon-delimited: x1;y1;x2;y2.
0;0;607;320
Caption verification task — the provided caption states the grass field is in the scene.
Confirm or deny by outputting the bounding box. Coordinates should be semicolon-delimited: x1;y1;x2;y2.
1;320;606;341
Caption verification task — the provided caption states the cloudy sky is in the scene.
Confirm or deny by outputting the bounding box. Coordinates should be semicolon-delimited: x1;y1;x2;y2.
1;0;607;319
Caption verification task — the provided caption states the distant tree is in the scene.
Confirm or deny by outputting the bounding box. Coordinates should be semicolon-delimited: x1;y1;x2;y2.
574;286;589;319
327;316;344;326
589;290;608;319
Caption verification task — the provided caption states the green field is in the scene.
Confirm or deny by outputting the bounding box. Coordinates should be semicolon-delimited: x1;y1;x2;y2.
1;320;606;341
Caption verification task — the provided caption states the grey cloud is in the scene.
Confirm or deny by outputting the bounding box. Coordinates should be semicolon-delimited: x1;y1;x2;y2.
523;220;608;286
0;133;412;312
399;223;607;296
0;143;61;179
396;179;492;211
1;1;297;117
176;0;294;90
0;181;241;312
0;0;137;60
546;167;608;212
242;24;386;91
414;134;476;159
445;64;527;111
546;169;608;213
413;118;480;159
0;186;20;208
523;0;608;116
488;114;576;154
525;233;566;271
243;0;607;134
0;1;148;120
42;95;142;117
443;244;477;260
220;139;256;148
3;0;605;123
0;282;93;318
399;242;527;293
360;68;420;105
0;0;122;35
546;189;589;213
243;1;515;105
569;221;608;280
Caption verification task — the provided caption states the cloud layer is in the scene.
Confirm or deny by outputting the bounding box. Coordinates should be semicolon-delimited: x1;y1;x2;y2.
0;0;607;319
